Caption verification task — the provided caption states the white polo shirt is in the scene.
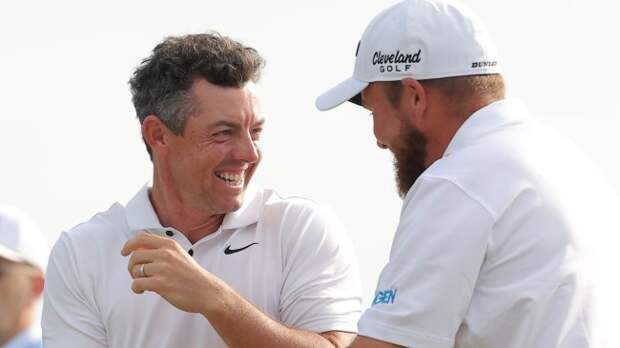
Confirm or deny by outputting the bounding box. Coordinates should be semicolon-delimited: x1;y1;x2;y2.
42;185;362;348
358;99;620;348
4;326;42;348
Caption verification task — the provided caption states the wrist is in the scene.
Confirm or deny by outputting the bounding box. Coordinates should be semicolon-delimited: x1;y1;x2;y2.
199;274;233;318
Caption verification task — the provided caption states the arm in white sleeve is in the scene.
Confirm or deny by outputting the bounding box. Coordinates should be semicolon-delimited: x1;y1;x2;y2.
357;177;494;348
279;204;362;333
42;232;107;348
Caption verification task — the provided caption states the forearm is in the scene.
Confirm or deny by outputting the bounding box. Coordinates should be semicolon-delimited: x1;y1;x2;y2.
203;278;351;348
123;233;356;347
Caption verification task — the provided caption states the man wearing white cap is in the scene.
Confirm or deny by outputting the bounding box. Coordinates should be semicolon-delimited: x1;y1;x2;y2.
0;207;48;348
317;0;620;347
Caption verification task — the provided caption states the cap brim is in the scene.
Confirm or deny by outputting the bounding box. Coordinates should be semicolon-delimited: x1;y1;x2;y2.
315;77;368;111
0;244;26;264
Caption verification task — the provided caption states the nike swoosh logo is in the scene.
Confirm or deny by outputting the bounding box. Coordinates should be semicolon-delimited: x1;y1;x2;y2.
224;242;259;255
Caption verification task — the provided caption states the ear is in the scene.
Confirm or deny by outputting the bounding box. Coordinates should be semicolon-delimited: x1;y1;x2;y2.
31;270;44;299
400;78;428;129
23;268;44;305
142;115;170;157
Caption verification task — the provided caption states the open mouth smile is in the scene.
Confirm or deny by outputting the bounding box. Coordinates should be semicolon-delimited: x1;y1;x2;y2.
214;171;244;187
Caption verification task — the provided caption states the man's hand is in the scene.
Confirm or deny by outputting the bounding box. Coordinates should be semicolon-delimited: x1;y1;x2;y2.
121;232;218;313
121;232;355;348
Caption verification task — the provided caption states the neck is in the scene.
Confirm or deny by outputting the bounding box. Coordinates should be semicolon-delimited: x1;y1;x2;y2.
0;305;35;346
150;172;224;244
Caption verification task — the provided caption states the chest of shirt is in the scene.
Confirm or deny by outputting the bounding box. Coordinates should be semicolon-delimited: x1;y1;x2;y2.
94;223;284;347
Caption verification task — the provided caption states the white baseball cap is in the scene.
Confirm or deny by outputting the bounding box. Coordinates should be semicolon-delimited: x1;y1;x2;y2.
316;0;502;111
0;206;49;271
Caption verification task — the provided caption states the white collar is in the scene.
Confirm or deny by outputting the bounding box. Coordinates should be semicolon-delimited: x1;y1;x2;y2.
124;183;262;237
443;98;531;158
402;99;532;202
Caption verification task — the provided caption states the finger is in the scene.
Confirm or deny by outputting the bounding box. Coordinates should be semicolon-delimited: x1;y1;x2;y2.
131;277;160;294
121;231;171;256
130;261;167;279
127;249;165;274
131;263;145;279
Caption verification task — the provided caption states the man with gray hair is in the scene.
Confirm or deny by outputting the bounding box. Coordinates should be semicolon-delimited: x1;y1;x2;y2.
316;0;620;347
42;33;361;348
0;206;48;348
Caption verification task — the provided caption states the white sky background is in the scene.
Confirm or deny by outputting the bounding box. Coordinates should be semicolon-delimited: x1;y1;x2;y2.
1;0;619;305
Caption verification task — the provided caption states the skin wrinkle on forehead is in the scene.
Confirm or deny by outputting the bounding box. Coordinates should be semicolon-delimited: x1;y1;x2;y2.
191;83;263;124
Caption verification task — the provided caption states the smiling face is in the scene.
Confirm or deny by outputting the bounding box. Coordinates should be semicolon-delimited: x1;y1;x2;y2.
158;78;264;215
362;82;407;151
362;81;428;197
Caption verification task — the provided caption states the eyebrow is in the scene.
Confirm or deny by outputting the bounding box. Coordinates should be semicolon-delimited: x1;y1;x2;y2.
207;118;266;129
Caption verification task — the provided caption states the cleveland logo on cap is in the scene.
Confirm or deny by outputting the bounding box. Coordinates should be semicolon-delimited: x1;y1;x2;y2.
372;49;421;73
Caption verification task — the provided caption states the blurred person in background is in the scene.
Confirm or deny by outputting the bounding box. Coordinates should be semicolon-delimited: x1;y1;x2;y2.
0;206;48;348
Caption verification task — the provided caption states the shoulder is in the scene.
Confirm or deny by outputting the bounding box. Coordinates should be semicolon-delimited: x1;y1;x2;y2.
50;202;128;266
47;202;130;304
261;188;321;209
259;188;335;223
63;202;128;244
420;123;550;221
257;188;350;245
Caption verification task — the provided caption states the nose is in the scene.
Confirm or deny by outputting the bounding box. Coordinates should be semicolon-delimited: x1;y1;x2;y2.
234;133;260;163
371;118;388;150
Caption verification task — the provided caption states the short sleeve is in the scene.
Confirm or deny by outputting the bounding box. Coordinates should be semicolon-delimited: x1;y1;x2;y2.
358;177;494;348
278;205;362;333
42;232;108;348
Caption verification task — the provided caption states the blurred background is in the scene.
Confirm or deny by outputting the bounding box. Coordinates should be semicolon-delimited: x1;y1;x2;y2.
1;0;618;305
